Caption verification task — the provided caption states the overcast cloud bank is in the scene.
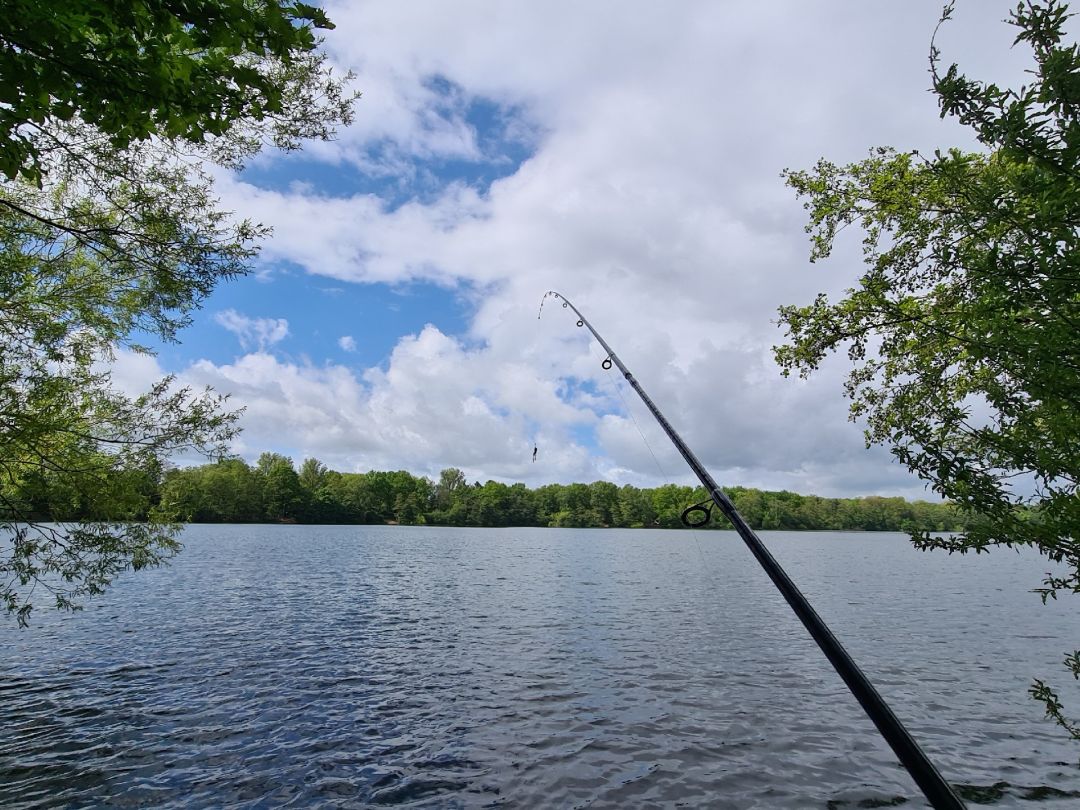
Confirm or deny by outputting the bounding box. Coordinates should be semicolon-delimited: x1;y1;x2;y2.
127;2;1042;499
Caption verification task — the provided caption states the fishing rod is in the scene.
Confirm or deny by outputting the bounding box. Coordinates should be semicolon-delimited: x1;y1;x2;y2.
539;290;966;810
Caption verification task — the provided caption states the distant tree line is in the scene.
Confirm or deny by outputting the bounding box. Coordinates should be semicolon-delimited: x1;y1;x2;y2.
5;452;969;532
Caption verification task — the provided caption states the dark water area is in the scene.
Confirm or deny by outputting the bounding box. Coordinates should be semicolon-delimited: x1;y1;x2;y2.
2;526;1078;808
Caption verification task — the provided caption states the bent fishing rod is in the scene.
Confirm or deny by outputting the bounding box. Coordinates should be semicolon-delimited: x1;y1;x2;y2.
539;291;965;810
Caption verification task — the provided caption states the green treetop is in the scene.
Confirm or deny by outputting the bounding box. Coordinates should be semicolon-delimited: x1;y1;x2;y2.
776;0;1080;738
0;0;355;183
1;1;356;624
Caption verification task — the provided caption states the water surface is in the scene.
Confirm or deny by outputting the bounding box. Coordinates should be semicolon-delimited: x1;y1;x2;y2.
2;526;1078;808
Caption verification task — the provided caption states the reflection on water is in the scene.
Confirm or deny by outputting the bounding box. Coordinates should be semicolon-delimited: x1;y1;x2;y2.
2;526;1078;808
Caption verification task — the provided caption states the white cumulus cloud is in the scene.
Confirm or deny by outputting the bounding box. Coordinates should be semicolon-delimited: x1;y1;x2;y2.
170;1;1039;497
214;309;290;352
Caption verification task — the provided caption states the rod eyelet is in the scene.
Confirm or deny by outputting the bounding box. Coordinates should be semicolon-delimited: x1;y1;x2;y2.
680;502;713;528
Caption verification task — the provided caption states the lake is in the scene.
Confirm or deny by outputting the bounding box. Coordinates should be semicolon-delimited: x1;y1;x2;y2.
2;526;1078;808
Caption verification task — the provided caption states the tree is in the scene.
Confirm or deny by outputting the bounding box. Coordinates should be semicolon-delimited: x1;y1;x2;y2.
297;468;339;523
159;458;264;522
505;483;537;526
298;457;330;493
617;484;656;528
0;205;241;619
588;481;620;527
1;2;356;624
474;480;511;527
0;0;355;183
651;484;694;528
776;1;1080;737
256;453;304;522
434;467;467;509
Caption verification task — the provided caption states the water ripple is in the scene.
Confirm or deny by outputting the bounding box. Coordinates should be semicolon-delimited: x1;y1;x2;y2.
2;526;1078;808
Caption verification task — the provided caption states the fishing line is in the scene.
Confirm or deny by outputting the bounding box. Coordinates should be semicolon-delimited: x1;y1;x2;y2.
548;292;716;573
588;340;669;483
539;290;966;810
540;291;719;625
584;337;716;576
541;290;673;486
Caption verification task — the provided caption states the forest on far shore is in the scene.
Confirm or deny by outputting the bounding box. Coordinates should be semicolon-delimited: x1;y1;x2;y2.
15;453;969;533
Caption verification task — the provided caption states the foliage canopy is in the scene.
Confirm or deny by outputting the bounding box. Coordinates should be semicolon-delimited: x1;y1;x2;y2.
0;0;354;183
144;458;966;533
1;1;355;624
776;1;1080;736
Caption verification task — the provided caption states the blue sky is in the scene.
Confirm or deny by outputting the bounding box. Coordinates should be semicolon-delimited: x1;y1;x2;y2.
151;77;535;373
115;1;1035;498
154;273;474;373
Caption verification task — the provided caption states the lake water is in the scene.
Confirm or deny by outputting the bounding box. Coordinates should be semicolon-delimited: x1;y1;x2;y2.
2;526;1078;808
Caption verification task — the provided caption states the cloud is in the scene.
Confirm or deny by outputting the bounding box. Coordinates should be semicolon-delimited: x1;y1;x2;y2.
104;348;166;398
174;325;595;483
338;335;358;352
177;1;1039;497
214;309;290;351
127;323;929;500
